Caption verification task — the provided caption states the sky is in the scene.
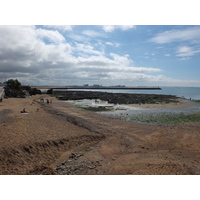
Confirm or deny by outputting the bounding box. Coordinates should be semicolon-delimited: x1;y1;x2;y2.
0;25;200;87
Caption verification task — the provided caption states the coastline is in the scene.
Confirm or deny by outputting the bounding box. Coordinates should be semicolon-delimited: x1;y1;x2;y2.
1;94;200;175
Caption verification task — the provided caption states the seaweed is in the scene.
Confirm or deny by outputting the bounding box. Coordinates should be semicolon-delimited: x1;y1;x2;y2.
130;112;200;124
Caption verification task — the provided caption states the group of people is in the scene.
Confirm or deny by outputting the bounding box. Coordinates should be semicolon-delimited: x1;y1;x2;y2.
20;107;40;113
20;108;27;113
40;97;52;104
20;96;53;114
46;99;52;104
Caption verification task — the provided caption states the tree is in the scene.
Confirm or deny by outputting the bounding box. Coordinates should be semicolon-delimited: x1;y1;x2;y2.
7;79;21;90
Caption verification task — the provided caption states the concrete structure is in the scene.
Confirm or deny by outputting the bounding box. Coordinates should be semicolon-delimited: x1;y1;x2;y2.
0;87;5;101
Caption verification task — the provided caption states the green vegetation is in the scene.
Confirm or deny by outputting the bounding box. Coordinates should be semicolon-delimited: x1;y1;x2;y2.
7;79;21;90
130;112;200;124
192;100;200;103
49;94;65;98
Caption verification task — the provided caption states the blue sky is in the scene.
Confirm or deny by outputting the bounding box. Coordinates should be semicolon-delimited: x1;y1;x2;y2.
0;25;200;86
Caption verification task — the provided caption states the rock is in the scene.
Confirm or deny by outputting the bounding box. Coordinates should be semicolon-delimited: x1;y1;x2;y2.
54;91;178;105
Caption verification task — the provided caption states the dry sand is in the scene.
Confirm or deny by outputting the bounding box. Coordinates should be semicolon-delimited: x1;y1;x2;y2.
0;94;200;175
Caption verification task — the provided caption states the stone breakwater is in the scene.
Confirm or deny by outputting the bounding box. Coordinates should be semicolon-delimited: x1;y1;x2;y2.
52;91;179;104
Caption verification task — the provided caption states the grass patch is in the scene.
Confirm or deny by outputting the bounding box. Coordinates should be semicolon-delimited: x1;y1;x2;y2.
130;112;200;124
49;94;65;98
192;100;200;103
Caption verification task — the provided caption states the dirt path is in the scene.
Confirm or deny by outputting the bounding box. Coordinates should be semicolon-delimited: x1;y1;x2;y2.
0;95;200;174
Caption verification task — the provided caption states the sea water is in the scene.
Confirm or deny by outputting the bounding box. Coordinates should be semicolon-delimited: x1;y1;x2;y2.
65;87;200;100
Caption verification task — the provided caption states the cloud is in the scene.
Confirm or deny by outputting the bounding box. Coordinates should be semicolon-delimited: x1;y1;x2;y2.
67;33;87;41
0;25;172;86
76;54;161;73
73;43;104;56
110;53;132;66
151;75;200;87
36;28;66;44
82;30;105;38
43;25;74;31
105;42;120;47
0;26;72;75
176;46;200;57
102;25;136;32
150;26;200;44
67;29;105;42
106;42;114;46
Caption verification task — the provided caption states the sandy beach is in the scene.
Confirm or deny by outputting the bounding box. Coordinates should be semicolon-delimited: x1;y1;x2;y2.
0;94;200;175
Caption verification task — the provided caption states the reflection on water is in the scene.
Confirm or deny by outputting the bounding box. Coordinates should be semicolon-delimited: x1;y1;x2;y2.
67;99;114;107
66;99;146;112
67;98;200;114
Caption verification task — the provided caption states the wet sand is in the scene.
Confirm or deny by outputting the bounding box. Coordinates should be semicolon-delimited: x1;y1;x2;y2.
0;95;200;175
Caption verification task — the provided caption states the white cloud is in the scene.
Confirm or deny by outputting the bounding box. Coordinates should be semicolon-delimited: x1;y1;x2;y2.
165;54;171;56
76;54;161;74
102;25;136;32
176;46;200;57
105;42;120;47
151;76;200;87
106;42;114;46
74;43;104;56
67;33;87;41
0;25;161;86
82;30;105;38
110;53;133;66
36;28;66;44
150;26;200;44
43;25;74;31
2;25;198;87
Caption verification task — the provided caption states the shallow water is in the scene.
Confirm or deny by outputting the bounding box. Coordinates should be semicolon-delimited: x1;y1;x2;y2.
66;98;200;124
66;99;146;111
104;102;200;124
66;99;114;107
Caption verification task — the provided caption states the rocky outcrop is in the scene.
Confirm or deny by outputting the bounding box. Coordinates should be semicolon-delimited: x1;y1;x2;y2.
54;91;179;104
21;86;41;96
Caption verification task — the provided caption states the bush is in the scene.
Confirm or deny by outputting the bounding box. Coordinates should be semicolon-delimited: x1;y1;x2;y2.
7;79;21;90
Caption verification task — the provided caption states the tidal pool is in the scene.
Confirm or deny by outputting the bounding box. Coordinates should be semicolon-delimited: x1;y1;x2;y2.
66;99;200;124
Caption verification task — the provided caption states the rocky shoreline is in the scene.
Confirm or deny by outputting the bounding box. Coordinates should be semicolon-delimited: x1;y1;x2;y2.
51;90;179;104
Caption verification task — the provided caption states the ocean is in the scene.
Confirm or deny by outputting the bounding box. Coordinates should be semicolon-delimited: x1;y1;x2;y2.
64;87;200;100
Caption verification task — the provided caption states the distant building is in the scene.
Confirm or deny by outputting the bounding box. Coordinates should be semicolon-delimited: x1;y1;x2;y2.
114;85;125;87
92;84;102;88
